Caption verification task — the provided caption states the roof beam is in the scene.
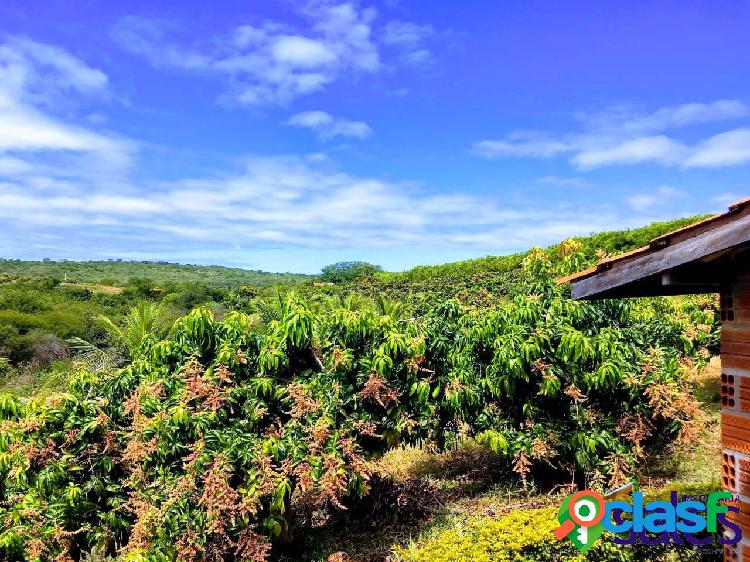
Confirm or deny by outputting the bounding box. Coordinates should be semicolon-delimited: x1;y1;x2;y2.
571;213;750;300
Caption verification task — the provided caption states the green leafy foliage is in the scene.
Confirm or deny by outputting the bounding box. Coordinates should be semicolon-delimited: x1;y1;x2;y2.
320;261;383;283
0;247;717;561
95;301;168;359
381;216;708;282
304;216;710;314
392;481;722;562
0;275;246;385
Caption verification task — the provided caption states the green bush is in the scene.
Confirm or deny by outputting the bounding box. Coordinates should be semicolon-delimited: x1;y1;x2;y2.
393;481;722;562
0;249;717;561
161;283;226;312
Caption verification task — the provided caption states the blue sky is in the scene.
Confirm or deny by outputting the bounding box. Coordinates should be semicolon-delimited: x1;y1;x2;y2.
0;1;749;273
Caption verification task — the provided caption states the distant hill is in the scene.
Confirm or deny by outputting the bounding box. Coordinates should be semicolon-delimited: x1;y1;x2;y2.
382;215;709;282
302;215;713;311
0;260;311;289
0;215;712;293
0;215;716;383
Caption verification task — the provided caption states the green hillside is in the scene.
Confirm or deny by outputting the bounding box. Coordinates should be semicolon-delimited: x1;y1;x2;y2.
0;259;310;289
301;215;711;312
0;215;713;383
0;215;709;294
383;215;708;282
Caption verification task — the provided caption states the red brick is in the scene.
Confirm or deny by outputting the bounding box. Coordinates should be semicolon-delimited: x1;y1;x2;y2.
724;354;750;370
722;424;750;445
722;327;750;343
722;341;750;356
725;500;750;531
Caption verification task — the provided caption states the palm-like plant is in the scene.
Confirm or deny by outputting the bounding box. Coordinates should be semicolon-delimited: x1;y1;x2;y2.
373;295;405;319
96;301;167;358
67;337;118;371
324;293;370;312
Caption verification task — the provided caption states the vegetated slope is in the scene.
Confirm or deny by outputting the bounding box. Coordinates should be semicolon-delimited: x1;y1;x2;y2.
0;248;717;561
0;260;310;289
302;216;711;311
0;274;234;382
0;216;713;385
386;215;708;282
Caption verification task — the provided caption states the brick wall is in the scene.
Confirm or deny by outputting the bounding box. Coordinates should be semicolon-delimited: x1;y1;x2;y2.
721;280;750;560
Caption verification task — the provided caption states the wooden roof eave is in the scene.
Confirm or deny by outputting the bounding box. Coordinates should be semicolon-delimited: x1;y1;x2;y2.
560;199;750;288
570;211;750;300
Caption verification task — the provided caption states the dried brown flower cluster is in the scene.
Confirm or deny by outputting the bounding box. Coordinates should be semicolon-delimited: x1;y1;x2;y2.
287;382;321;418
615;413;653;458
358;372;399;408
183;359;229;412
645;382;705;445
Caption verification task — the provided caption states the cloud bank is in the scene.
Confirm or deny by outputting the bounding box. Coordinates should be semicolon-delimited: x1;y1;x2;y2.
111;2;437;106
473;100;750;169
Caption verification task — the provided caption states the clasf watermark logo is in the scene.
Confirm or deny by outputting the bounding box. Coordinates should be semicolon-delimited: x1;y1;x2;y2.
554;486;742;553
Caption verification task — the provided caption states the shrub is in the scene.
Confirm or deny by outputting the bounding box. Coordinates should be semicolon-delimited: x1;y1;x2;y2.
123;277;159;298
28;333;67;366
0;286;52;314
0;357;13;381
161;283;226;312
0;257;717;560
392;481;722;562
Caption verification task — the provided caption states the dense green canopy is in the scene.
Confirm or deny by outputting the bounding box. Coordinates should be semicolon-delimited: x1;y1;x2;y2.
0;249;716;561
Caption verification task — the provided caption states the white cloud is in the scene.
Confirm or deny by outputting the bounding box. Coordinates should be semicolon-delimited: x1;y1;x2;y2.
271;35;337;67
626;185;685;212
287;110;372;140
287;110;334;129
1;142;672;264
572;136;688;169
112;4;438;105
473;100;750;170
401;49;431;65
581;100;749;134
310;3;380;72
382;20;434;64
536;175;589;188
0;37;134;171
0;37;108;100
382;21;433;46
0;157;32;175
111;4;381;106
684;128;750;168
473;133;572;159
0;104;121;153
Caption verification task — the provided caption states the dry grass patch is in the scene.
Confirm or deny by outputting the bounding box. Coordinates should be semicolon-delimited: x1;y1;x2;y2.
75;283;124;295
374;440;506;494
59;281;124;294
